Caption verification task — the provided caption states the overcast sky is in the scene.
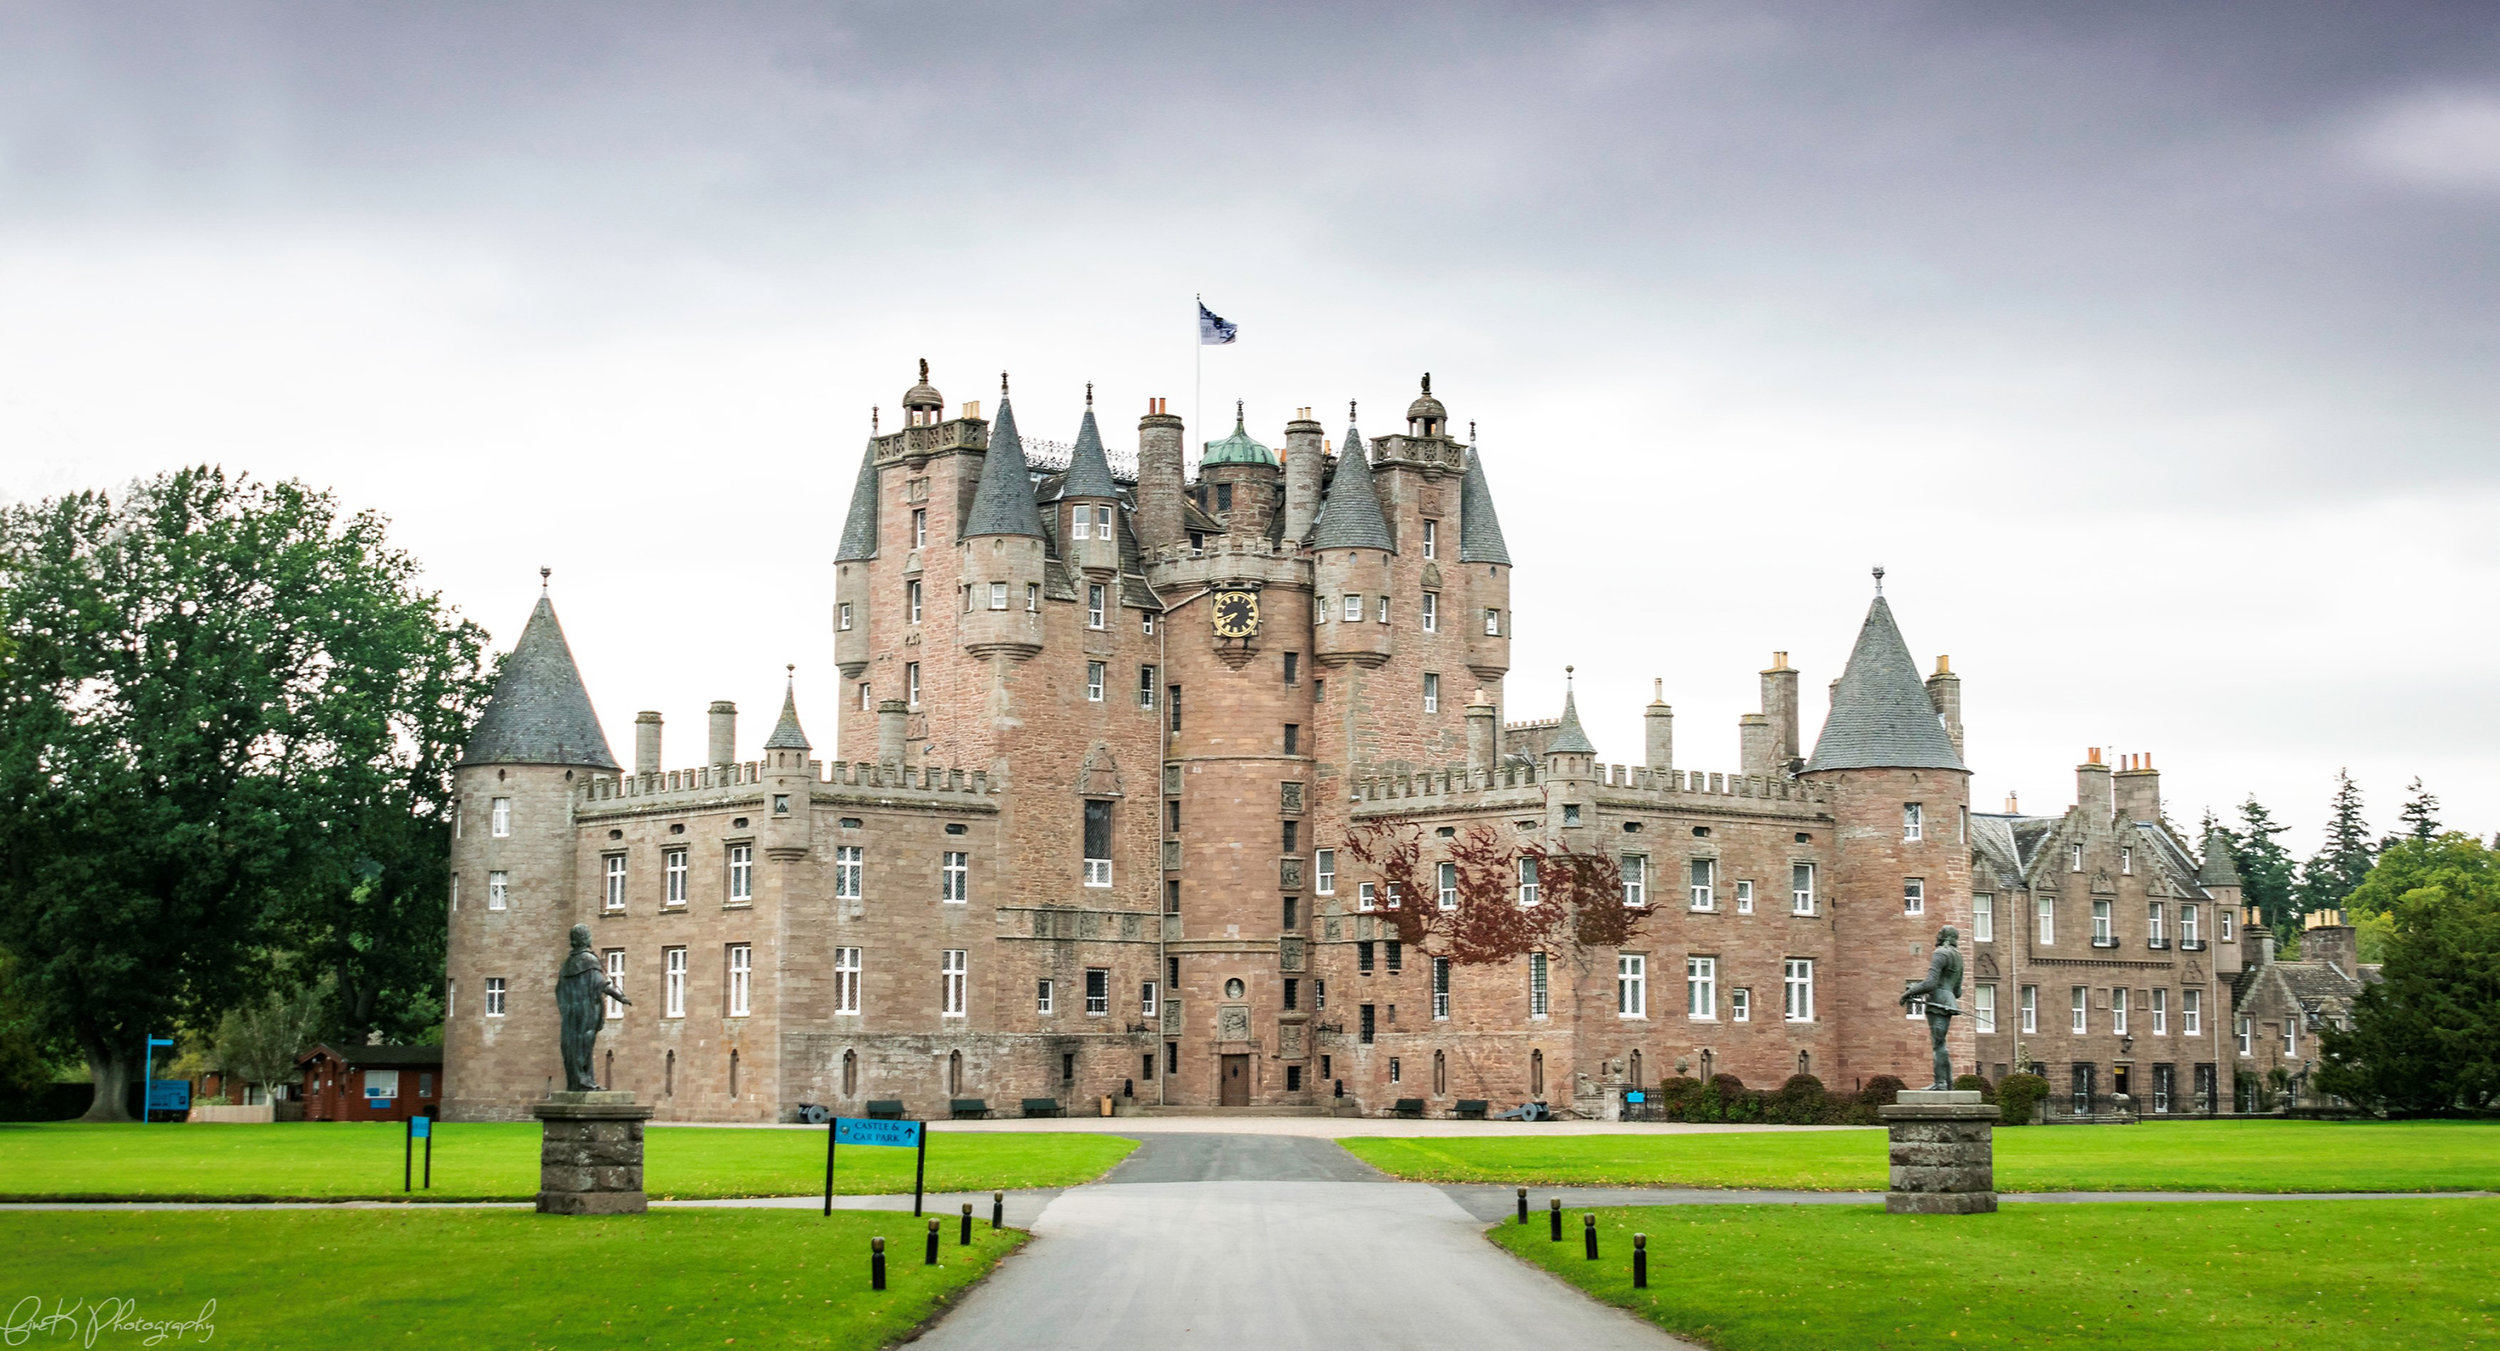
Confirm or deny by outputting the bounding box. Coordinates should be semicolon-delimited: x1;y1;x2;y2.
5;1;2496;853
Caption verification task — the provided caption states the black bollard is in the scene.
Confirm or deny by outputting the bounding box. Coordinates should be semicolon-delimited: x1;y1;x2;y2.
925;1216;941;1265
1517;1187;1528;1224
1584;1212;1599;1260
960;1202;973;1245
1633;1233;1649;1288
871;1237;887;1291
992;1190;1004;1230
1549;1197;1563;1241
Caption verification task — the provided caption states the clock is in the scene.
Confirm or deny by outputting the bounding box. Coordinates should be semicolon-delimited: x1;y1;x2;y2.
1210;589;1260;640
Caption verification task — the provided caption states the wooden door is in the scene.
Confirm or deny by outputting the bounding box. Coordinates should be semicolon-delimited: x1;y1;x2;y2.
1220;1055;1250;1106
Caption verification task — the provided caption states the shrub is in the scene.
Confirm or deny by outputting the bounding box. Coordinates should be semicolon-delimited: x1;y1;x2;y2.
1952;1073;1995;1102
1768;1074;1828;1124
1995;1073;2049;1126
1859;1075;1905;1107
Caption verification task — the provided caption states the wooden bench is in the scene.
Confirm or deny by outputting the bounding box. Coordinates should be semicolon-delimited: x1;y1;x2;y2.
1392;1098;1426;1119
1454;1099;1489;1120
949;1098;990;1120
1021;1097;1064;1119
865;1099;908;1120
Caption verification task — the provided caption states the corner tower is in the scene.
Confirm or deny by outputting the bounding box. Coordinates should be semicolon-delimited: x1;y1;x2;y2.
959;376;1047;662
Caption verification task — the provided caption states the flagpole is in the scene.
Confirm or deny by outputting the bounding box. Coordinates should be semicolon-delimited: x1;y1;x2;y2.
1193;293;1202;479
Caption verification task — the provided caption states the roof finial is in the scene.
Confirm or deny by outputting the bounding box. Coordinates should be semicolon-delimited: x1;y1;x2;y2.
1469;420;1477;443
1872;564;1886;596
872;405;880;432
1420;372;1431;396
1349;398;1358;421
1000;371;1009;395
1565;663;1575;686
539;566;550;592
919;357;928;383
1085;381;1093;407
786;663;796;680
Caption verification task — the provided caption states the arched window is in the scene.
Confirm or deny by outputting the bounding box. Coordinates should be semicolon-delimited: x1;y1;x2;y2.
729;1050;740;1099
604;1050;615;1091
842;1049;857;1096
948;1050;963;1096
1797;1050;1811;1077
1699;1049;1714;1083
1432;1050;1447;1096
1629;1049;1643;1089
1530;1049;1545;1096
664;1050;675;1097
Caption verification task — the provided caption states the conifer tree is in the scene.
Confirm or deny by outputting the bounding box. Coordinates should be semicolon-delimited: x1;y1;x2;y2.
2294;769;2377;920
2229;796;2297;927
2390;778;2442;847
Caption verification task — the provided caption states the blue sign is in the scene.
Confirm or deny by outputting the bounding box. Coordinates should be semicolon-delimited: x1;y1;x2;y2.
833;1117;923;1148
410;1117;431;1139
1625;1091;1646;1104
146;1080;190;1111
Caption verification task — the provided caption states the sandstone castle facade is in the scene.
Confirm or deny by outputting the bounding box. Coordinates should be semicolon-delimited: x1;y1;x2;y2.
443;365;2270;1122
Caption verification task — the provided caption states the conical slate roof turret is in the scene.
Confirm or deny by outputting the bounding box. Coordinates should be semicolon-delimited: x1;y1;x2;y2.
1804;584;1966;774
1311;423;1393;551
836;440;880;562
460;588;619;770
763;675;811;751
1548;670;1597;755
964;379;1046;540
1458;445;1511;565
1062;392;1121;500
2198;828;2245;888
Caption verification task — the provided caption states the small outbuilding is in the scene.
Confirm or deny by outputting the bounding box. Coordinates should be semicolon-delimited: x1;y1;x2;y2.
297;1044;444;1122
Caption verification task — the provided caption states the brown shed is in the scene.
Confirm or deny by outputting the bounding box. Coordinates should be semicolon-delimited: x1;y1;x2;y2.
297;1044;444;1123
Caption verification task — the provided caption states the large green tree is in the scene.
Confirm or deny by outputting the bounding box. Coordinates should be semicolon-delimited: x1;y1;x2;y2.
2292;769;2377;924
2226;796;2297;927
0;469;489;1119
2315;834;2500;1113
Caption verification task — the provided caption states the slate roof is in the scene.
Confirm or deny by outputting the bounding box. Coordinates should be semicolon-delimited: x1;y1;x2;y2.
2198;828;2244;887
1458;447;1512;565
1968;814;2025;879
1803;596;1965;773
835;441;880;562
964;394;1046;539
1060;405;1121;500
1311;427;1394;551
460;595;619;770
764;682;811;750
1548;682;1597;755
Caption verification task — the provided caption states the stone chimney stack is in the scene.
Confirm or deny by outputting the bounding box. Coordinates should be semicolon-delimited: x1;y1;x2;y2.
2247;909;2276;967
2076;748;2114;823
1761;652;1800;773
708;701;737;767
2303;910;2358;979
1644;679;1673;772
876;698;909;767
1926;655;1963;762
1466;689;1499;775
2114;752;2161;824
1135;399;1186;555
634;710;663;776
1281;409;1324;543
1738;714;1774;778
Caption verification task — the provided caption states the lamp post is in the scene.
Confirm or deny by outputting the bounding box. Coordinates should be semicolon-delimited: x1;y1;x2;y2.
142;1036;174;1123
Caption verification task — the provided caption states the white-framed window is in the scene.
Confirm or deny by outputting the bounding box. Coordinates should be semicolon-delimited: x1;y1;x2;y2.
2093;898;2113;944
1357;882;1377;912
1903;877;1925;916
1438;861;1459;911
1903;803;1923;841
2236;1014;2252;1056
1422;672;1439;713
1432;957;1451;1019
1421;519;1438;559
1094;504;1113;538
2121;846;2133;875
2112;986;2129;1035
988;581;1007;610
665;848;688;906
1783;958;1814;1022
833;947;860;1015
449;873;458;912
1343;594;1364;622
1529;951;1550;1018
1973;893;1993;942
1686;955;1716;1019
1141;981;1157;1016
604;855;627;911
1617;954;1647;1017
1688;857;1715;911
1385;882;1401;911
2037;895;2055;945
835;845;863;901
1087;661;1106;702
1735;879;1754;914
2070;986;2088;1034
728;844;753;903
941;949;967;1017
2151;987;2168;1035
943;851;968;904
912;507;928;548
2183;988;2202;1036
1037;978;1054;1014
1518;857;1540;906
665;946;688;1018
1085;968;1109;1016
2284;1019;2297;1055
908;580;923;624
1315;849;1336;895
1139;665;1157;707
1791;862;1816;915
1975;982;1997;1033
2182;904;2201;945
1731;986;1751;1021
859;682;873;711
838;602;854;631
1376;595;1390;623
2020;984;2037;1033
1071;506;1092;540
2220;908;2235;941
605;949;627;1019
2149;902;2166;946
1087;583;1107;629
728;944;752;1018
491;797;511;837
485;976;507;1017
1623;855;1647;907
1082;800;1113;887
1484;607;1501;636
1421;592;1439;632
1026;582;1041;612
2070;842;2084;872
446;979;453;1020
1143;611;1155;635
906;662;921;708
488;871;509;911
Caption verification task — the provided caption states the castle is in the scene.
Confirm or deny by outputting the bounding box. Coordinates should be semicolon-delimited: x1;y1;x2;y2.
442;365;2285;1122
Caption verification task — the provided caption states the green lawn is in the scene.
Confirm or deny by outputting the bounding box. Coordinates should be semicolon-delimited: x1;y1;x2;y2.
0;1208;1020;1350
1345;1120;2500;1193
1491;1198;2499;1350
0;1122;1135;1201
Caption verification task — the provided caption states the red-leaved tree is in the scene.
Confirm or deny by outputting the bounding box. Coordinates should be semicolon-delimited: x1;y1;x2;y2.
1343;821;1647;967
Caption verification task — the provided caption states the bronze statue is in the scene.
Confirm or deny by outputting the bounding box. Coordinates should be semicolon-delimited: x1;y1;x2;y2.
1898;925;1963;1091
557;923;631;1092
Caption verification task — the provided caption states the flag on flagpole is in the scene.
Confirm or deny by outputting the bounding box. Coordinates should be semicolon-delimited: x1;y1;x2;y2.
1198;301;1239;345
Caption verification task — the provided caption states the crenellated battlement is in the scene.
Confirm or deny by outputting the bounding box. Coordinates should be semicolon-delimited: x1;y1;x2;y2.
1350;760;1825;816
578;758;996;810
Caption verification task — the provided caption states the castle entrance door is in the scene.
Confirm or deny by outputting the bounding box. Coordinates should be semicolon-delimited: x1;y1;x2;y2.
1220;1055;1250;1106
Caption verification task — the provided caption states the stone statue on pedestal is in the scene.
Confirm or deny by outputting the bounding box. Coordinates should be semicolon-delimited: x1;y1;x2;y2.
557;923;631;1092
1898;925;1963;1092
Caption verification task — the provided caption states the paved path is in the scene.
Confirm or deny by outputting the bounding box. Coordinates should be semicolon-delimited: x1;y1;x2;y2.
662;1114;1860;1138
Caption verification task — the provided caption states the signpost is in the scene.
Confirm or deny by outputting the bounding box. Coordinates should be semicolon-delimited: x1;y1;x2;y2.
406;1115;433;1192
824;1116;928;1218
141;1036;176;1123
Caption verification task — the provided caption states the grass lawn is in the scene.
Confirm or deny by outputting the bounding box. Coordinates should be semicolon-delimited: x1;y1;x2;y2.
1493;1198;2499;1350
1344;1119;2500;1193
0;1207;1020;1350
0;1122;1136;1202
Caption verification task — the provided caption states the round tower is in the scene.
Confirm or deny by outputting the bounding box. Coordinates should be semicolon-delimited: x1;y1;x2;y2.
1311;415;1394;669
1059;385;1123;577
1200;401;1281;538
958;375;1047;662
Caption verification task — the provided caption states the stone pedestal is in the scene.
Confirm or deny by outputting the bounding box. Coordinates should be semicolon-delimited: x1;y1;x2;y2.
1878;1089;1997;1215
531;1091;653;1215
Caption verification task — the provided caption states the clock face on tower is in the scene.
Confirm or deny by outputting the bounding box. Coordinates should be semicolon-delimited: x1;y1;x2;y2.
1211;590;1260;640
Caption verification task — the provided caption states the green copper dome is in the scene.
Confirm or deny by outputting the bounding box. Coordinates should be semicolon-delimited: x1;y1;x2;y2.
1201;402;1277;468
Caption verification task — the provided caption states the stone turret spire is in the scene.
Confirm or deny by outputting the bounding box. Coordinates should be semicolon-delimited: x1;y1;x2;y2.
460;590;620;770
963;375;1045;539
1804;590;1966;773
1457;444;1511;565
1548;667;1597;755
2198;827;2245;887
1311;419;1393;551
763;668;811;751
1061;391;1120;501
835;438;880;562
